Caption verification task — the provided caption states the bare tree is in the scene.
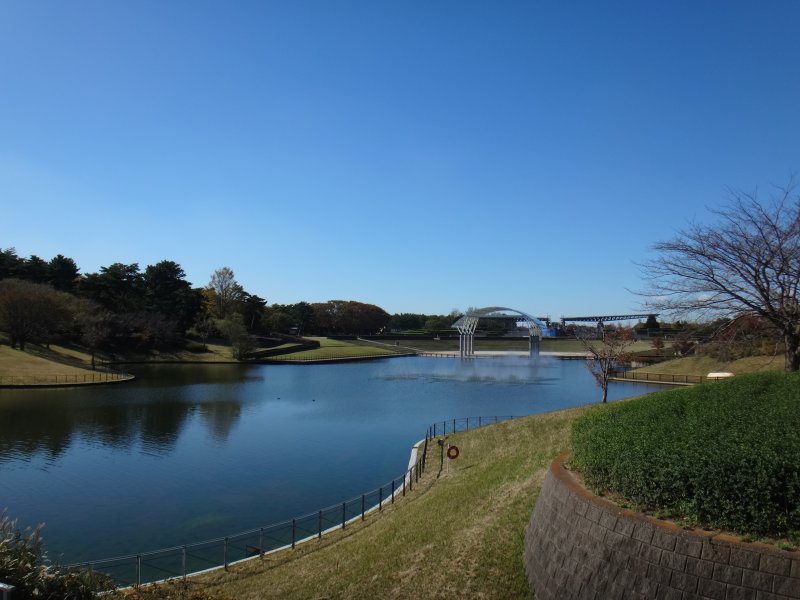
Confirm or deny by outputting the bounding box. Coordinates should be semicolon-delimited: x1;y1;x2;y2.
579;328;636;403
639;179;800;371
0;279;72;350
207;267;244;319
192;314;216;349
72;298;112;368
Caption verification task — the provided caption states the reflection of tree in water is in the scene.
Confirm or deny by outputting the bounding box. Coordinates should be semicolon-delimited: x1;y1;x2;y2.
0;393;243;462
0;400;75;461
138;401;193;452
129;364;259;387
74;404;141;448
198;400;242;442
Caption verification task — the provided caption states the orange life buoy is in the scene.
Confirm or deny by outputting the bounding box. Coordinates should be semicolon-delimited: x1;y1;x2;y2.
447;445;459;460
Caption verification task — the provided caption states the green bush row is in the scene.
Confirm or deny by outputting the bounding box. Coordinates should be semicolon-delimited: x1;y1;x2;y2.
569;372;800;537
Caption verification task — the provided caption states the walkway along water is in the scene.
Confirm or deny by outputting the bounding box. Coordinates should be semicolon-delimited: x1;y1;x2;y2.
71;415;515;589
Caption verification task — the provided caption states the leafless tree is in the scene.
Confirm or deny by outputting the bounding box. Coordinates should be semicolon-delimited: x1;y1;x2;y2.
639;179;800;371
0;279;72;350
192;314;216;349
207;267;244;319
72;297;112;368
578;328;636;403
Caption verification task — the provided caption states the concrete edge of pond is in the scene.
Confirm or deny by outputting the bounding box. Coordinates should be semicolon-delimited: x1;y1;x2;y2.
113;436;431;590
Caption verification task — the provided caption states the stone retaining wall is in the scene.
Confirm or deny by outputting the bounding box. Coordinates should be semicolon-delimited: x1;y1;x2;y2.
524;452;800;599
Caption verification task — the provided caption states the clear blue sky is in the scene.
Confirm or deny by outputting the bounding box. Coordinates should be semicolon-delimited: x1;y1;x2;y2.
2;1;799;317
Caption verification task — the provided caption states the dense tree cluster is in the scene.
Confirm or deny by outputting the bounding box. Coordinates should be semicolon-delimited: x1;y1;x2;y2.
0;249;213;355
0;248;409;359
388;312;458;332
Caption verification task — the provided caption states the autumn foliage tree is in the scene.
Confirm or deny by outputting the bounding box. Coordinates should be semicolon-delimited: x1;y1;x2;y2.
310;300;390;335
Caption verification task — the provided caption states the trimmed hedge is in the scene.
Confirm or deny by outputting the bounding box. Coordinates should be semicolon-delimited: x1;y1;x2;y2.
570;371;800;537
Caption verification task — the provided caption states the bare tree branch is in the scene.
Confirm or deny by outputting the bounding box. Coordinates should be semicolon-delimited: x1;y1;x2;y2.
637;177;800;371
578;328;637;403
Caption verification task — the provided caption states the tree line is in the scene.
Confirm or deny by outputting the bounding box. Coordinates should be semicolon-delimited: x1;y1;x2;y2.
0;249;455;361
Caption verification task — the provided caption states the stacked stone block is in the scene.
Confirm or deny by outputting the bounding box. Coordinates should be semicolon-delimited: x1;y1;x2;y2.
524;452;800;599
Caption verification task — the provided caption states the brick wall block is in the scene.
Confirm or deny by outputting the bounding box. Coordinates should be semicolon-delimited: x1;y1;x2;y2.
524;453;800;600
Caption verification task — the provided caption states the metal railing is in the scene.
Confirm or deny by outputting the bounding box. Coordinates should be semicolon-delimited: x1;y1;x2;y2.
612;370;707;384
69;415;515;589
0;371;133;386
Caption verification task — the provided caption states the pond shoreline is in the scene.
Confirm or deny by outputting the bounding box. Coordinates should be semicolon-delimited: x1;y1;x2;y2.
0;357;665;565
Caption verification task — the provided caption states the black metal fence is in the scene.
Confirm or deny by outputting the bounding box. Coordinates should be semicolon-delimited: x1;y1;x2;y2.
69;415;514;588
0;371;133;386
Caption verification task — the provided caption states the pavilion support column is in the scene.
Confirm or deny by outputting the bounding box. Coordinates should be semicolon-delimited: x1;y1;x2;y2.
529;334;540;358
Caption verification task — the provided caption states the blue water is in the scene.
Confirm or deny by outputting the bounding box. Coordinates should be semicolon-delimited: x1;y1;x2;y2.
0;356;662;564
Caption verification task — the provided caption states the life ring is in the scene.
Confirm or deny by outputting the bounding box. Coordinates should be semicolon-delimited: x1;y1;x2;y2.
447;445;459;460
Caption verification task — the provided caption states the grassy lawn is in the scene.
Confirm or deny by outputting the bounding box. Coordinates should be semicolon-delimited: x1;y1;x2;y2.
630;354;784;377
0;345;98;377
194;406;590;599
95;343;237;363
0;340;243;385
0;344;109;385
269;338;406;361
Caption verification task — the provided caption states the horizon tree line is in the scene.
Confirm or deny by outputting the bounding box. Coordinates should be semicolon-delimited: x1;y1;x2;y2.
0;249;450;359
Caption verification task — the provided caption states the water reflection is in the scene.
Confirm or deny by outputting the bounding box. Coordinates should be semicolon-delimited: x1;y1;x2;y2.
0;357;666;563
198;400;242;442
0;364;254;462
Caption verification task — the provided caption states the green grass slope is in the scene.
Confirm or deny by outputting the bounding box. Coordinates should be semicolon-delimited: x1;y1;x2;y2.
194;407;588;599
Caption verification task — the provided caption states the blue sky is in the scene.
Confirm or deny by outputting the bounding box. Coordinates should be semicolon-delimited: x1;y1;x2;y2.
2;1;799;317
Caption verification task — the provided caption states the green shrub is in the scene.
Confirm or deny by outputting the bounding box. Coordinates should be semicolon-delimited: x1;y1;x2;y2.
570;372;800;537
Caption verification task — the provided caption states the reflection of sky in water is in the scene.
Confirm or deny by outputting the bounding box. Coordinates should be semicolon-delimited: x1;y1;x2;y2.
0;357;664;563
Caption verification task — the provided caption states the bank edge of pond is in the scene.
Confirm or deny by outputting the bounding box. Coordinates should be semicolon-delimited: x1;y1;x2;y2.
191;406;589;600
6;353;416;388
172;437;430;584
3;351;592;388
0;373;135;389
87;435;434;596
260;352;417;364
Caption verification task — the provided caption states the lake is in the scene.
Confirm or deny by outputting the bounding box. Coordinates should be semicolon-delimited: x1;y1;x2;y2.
0;356;663;565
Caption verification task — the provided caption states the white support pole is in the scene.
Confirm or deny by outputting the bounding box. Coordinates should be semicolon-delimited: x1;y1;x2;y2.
529;334;540;357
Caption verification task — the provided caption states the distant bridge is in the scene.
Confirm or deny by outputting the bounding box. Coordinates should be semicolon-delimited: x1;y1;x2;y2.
561;314;658;335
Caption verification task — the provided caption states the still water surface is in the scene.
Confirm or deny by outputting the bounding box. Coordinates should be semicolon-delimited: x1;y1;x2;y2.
0;356;663;563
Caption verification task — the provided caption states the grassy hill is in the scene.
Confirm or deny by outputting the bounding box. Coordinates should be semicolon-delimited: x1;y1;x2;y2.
629;353;784;377
266;337;409;361
0;344;98;378
192;407;588;600
0;344;127;385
